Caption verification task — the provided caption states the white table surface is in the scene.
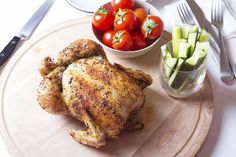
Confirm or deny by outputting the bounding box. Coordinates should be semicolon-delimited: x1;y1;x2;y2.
0;0;236;157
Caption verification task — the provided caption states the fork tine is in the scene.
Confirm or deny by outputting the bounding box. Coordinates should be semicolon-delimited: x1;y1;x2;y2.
219;0;224;22
177;4;188;23
177;2;195;25
182;3;194;24
211;0;213;23
221;4;224;22
177;5;186;23
214;0;216;22
214;0;217;22
211;0;217;24
180;4;190;23
215;0;217;22
217;0;222;22
217;0;220;22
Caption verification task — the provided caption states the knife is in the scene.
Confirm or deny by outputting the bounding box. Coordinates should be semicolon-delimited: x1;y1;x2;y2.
186;0;221;66
0;0;55;69
186;0;236;78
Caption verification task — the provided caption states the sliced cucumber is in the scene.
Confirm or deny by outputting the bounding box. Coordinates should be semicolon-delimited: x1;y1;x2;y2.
173;39;187;58
161;44;172;59
178;70;198;91
168;58;185;89
188;32;198;56
199;29;209;42
181;24;193;39
172;26;182;58
193;47;207;58
183;49;207;70
192;25;199;33
164;58;178;78
181;25;199;39
195;42;209;52
178;43;190;59
165;51;172;59
161;45;168;58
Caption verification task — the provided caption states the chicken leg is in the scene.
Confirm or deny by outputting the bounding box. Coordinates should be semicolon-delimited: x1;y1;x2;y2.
124;109;144;131
114;63;153;89
37;66;69;115
39;39;106;77
70;111;106;148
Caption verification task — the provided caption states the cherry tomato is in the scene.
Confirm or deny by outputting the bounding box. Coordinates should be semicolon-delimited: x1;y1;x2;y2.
141;15;164;40
134;8;148;26
112;30;133;50
114;9;137;32
111;0;134;11
102;30;115;48
131;32;146;50
92;6;114;31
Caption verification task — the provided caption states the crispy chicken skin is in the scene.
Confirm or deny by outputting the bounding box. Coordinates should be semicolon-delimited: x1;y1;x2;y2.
37;39;152;148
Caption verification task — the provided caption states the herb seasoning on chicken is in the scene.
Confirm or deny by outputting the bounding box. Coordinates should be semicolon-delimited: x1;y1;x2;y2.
37;39;152;148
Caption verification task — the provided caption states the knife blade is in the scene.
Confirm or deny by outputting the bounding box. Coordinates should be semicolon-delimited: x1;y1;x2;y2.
0;0;55;69
186;0;221;67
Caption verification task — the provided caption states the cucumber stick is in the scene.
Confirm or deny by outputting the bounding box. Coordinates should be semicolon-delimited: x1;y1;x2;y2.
178;43;190;59
181;24;199;39
165;51;172;59
161;45;168;58
188;32;198;56
164;58;178;78
168;58;185;89
199;29;209;42
172;26;182;58
195;42;209;52
192;25;199;33
182;25;193;39
161;45;172;59
173;39;187;58
183;49;207;70
161;45;177;78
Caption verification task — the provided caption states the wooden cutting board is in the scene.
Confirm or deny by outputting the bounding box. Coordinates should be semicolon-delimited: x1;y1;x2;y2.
0;17;214;157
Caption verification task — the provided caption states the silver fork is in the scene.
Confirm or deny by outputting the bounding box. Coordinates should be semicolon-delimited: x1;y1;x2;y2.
177;2;195;25
176;2;221;69
211;0;234;84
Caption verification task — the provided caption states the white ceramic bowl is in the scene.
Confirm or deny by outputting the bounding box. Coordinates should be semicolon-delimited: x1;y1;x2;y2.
91;1;163;58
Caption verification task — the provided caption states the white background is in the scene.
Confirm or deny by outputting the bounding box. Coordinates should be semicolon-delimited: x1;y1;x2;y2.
0;0;236;157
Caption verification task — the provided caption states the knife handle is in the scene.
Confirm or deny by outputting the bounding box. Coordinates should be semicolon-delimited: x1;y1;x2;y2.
0;36;21;68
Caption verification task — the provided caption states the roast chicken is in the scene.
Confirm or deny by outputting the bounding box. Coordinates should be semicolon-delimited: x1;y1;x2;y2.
37;39;152;148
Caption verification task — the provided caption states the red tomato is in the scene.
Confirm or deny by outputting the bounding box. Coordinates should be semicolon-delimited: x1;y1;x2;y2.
131;32;146;50
111;0;134;10
114;9;137;32
134;8;148;26
112;30;133;50
92;6;114;31
141;15;164;40
102;30;115;48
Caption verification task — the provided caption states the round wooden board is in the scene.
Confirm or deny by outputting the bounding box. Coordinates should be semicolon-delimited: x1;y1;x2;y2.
0;17;214;157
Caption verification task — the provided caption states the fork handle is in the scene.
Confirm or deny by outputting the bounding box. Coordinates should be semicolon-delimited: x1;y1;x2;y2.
218;29;235;83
